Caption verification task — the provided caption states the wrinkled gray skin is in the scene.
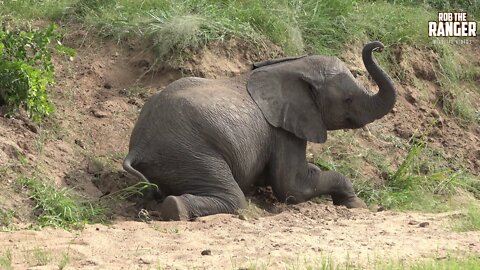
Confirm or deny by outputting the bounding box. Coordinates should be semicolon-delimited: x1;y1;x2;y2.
124;41;397;221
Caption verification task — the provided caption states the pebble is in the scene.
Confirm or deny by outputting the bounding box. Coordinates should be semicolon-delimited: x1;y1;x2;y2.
419;222;430;228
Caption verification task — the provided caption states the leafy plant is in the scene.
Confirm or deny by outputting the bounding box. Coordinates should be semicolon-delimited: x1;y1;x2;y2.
0;24;75;122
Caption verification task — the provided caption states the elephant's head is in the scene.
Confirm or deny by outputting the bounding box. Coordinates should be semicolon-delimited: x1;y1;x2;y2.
247;41;396;143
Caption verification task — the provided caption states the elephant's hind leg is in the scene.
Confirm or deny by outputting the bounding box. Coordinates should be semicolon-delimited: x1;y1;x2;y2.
160;195;189;221
160;191;246;221
158;161;247;221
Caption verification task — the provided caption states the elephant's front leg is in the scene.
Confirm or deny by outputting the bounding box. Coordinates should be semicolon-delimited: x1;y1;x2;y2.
269;132;366;208
272;163;365;208
304;164;366;208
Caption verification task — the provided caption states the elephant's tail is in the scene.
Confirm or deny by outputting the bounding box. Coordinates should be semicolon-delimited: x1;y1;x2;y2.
123;152;149;183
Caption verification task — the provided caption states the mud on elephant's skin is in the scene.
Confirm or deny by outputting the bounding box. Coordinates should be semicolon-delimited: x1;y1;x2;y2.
123;41;397;221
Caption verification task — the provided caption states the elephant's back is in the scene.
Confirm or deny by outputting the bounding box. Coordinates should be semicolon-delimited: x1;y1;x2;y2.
129;76;272;189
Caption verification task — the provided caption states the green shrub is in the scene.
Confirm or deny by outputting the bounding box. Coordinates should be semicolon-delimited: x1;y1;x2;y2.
0;24;74;122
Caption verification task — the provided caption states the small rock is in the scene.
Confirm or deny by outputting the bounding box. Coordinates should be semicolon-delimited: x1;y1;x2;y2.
128;98;142;107
103;82;112;89
24;122;38;133
408;220;419;225
394;126;413;139
376;205;386;212
201;249;211;256
91;108;111;118
429;110;440;118
291;205;301;211
238;214;247;220
87;160;103;174
75;139;86;149
405;91;418;104
419;222;430;228
138;257;153;265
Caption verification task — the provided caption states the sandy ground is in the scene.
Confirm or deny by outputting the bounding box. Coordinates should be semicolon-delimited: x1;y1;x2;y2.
1;203;479;270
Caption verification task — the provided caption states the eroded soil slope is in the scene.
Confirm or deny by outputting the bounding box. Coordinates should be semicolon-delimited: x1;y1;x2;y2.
0;31;479;269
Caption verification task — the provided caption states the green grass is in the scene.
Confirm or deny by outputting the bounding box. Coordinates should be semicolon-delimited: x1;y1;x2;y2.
454;204;480;232
436;46;479;125
0;0;75;20
102;181;158;201
0;209;15;231
361;140;479;213
406;256;480;270
58;253;70;270
1;1;478;123
59;0;436;58
17;177;107;229
0;0;438;55
30;247;51;266
231;254;480;270
0;249;13;270
314;131;480;215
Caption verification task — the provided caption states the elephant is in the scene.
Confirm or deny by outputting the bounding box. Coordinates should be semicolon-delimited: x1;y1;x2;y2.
123;41;396;221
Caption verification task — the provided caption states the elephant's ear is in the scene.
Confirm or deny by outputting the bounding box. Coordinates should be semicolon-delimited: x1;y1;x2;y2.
247;57;327;143
252;55;307;69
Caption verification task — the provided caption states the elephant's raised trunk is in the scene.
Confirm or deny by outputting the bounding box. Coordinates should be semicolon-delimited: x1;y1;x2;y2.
362;41;397;122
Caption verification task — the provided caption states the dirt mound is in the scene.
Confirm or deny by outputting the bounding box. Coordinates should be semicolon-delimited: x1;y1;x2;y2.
182;38;282;78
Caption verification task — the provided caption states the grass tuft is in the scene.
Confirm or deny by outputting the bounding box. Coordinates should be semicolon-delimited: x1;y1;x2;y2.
287;253;480;269
358;138;480;212
31;247;51;266
0;209;15;231
102;181;158;201
315;131;480;214
18;177;107;229
435;46;479;125
0;249;13;270
58;253;70;270
454;204;480;232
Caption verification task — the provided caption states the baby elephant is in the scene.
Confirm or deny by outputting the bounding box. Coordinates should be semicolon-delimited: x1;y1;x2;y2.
124;41;396;220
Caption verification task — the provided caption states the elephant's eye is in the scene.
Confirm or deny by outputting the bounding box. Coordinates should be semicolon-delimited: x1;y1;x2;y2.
344;97;353;104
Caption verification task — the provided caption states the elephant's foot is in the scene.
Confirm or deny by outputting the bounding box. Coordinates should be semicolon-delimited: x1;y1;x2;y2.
333;196;367;209
160;196;189;221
